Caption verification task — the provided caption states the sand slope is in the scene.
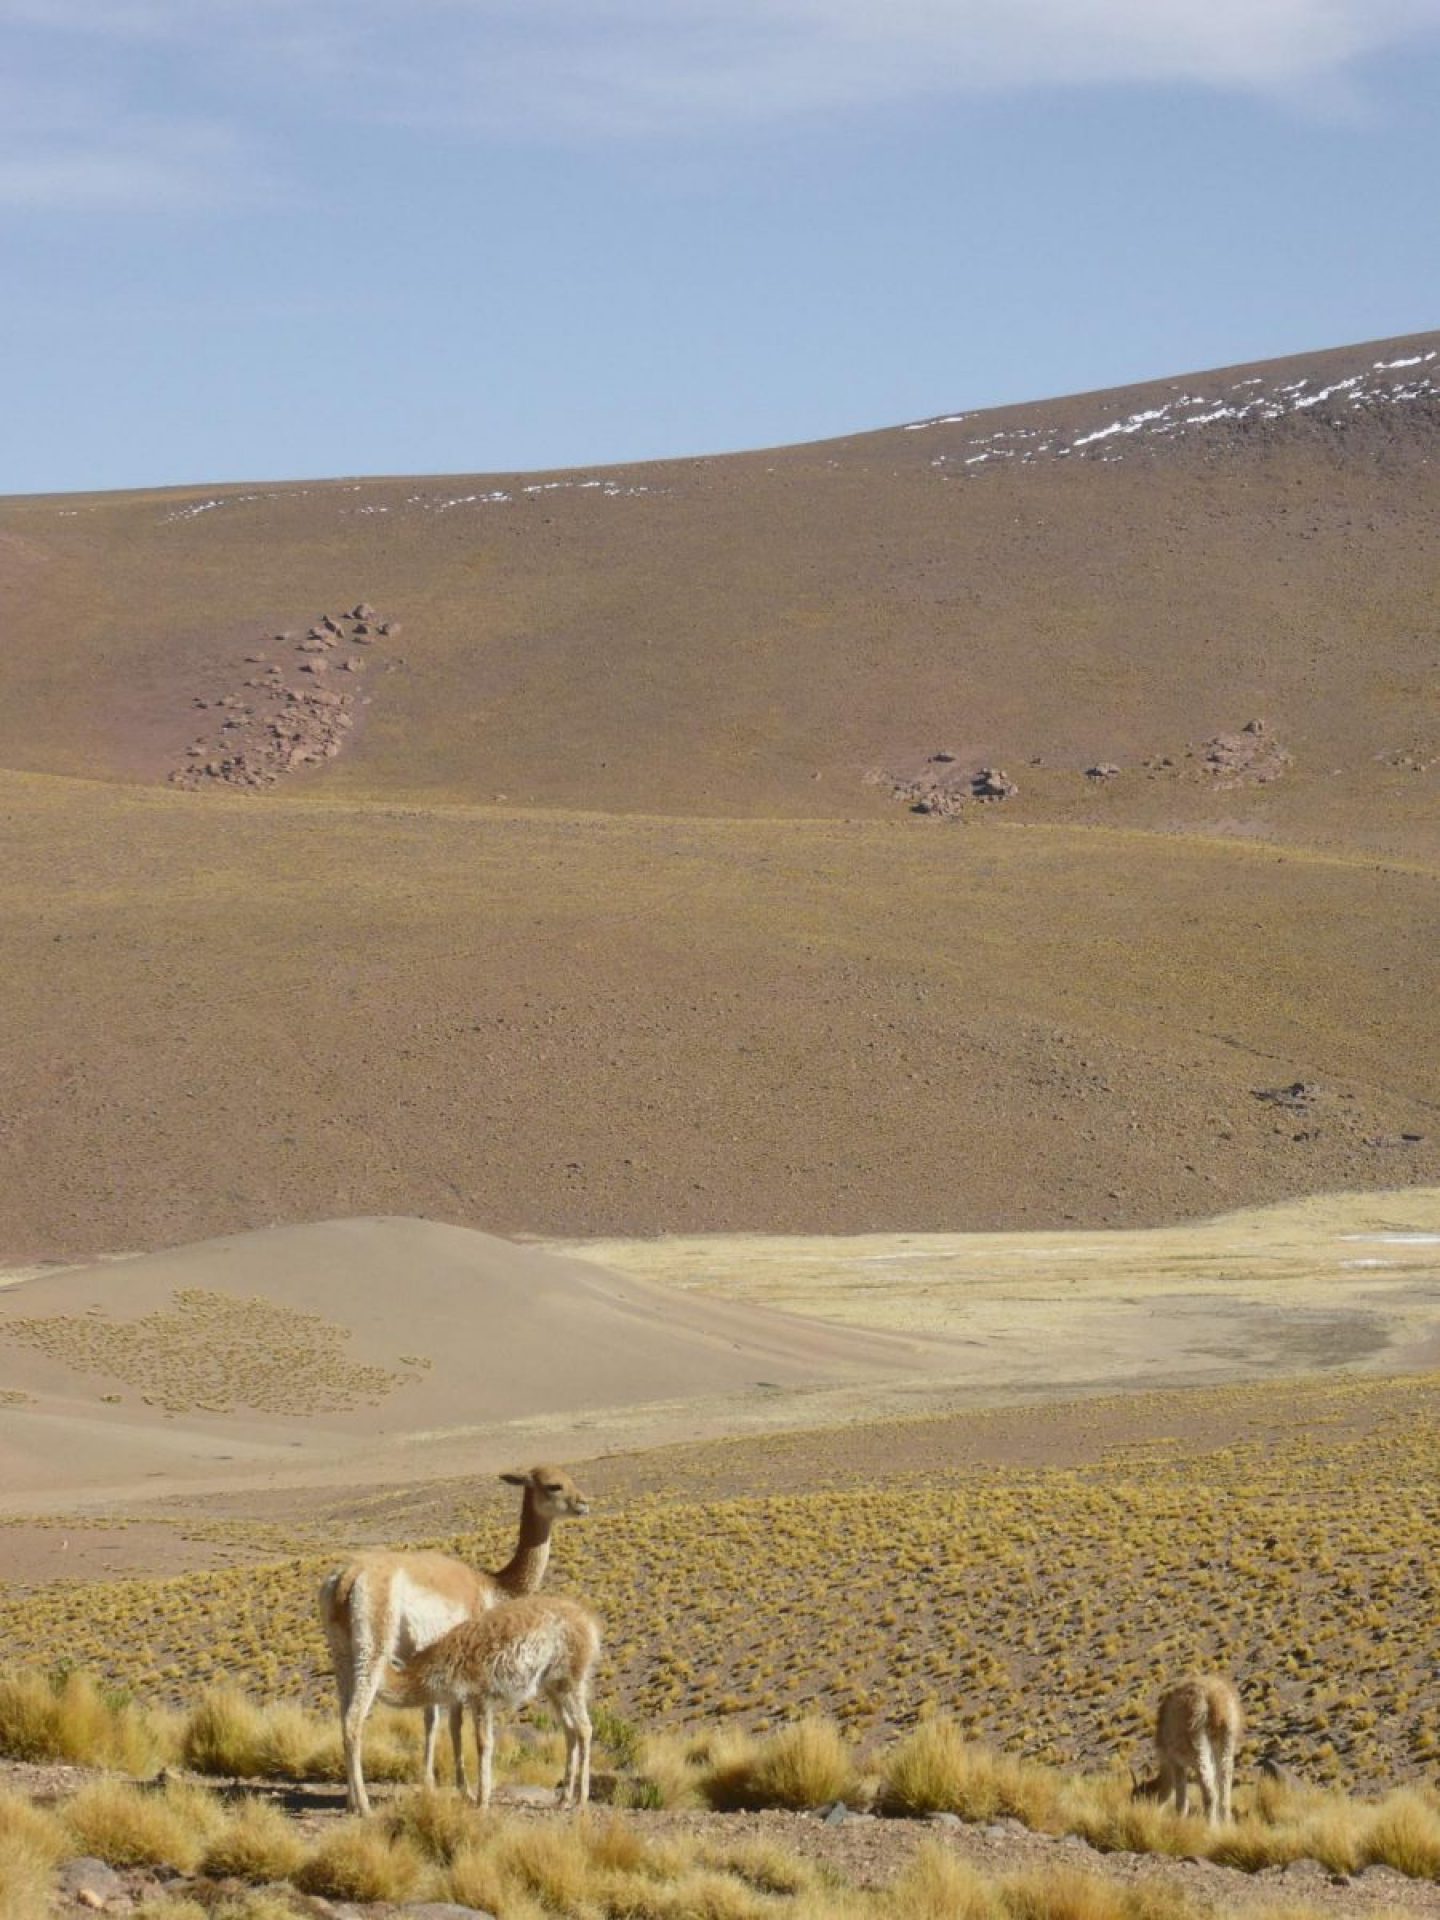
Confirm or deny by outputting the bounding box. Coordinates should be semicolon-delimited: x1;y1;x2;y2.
0;1216;950;1499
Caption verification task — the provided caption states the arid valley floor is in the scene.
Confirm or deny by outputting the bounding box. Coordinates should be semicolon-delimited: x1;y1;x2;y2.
2;332;1439;1916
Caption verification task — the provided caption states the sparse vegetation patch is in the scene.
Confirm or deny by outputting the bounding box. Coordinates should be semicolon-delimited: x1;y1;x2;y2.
0;1288;416;1414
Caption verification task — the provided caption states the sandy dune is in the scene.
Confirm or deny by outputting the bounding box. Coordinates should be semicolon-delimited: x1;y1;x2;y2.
0;1216;953;1503
3;1194;1438;1516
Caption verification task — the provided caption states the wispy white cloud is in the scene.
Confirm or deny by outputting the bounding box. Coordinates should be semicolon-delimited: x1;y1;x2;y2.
3;0;1439;209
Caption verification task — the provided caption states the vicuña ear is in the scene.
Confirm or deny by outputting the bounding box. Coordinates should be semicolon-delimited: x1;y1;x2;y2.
499;1471;527;1486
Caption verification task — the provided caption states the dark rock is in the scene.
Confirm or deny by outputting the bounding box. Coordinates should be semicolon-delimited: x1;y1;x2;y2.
1086;763;1121;779
931;750;956;763
822;1800;849;1825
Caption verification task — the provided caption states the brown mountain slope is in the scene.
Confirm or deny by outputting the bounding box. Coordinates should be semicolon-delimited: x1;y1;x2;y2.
0;333;1436;1261
1;329;1437;854
0;772;1434;1260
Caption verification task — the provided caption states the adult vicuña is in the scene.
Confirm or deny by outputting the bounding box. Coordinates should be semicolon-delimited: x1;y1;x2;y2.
319;1465;589;1815
383;1592;601;1810
1133;1675;1243;1825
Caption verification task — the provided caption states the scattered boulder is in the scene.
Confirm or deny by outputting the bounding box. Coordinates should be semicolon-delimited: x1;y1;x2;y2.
972;767;1017;800
1200;719;1291;785
1086;763;1121;780
168;602;393;792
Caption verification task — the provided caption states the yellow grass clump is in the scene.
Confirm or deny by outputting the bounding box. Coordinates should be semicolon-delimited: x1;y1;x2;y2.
383;1786;484;1865
878;1720;1061;1828
199;1795;308;1882
292;1818;431;1902
702;1715;858;1811
1359;1787;1440;1878
0;1791;64;1920
179;1686;415;1783
0;1665;170;1773
60;1777;225;1872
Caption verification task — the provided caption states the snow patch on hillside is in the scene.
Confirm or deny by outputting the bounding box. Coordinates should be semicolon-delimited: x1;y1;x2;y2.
911;347;1440;473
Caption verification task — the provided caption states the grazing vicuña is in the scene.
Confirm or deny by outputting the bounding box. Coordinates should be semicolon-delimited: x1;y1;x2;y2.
1133;1675;1243;1825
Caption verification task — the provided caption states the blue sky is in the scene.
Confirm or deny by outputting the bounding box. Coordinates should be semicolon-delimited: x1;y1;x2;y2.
4;1;1440;495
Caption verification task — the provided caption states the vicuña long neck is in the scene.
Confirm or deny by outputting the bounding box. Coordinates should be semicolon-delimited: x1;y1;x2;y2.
495;1494;552;1595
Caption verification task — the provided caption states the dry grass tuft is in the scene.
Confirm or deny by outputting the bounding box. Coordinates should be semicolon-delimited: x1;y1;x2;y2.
0;1790;64;1920
703;1715;857;1811
384;1786;483;1865
1000;1865;1199;1920
292;1817;430;1902
179;1686;414;1783
880;1844;1000;1920
60;1777;225;1872
0;1665;168;1772
877;1720;1060;1828
200;1794;308;1882
1360;1787;1440;1878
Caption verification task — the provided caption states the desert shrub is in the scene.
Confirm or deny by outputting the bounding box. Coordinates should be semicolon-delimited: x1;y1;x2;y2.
629;1729;707;1809
877;1720;1059;1828
1065;1777;1206;1860
61;1778;224;1872
703;1716;856;1811
0;1665;167;1772
292;1818;430;1902
0;1790;65;1865
706;1835;824;1897
1203;1818;1305;1873
384;1786;482;1865
593;1703;644;1769
0;1793;61;1920
1001;1865;1195;1920
1360;1788;1440;1878
179;1687;419;1785
200;1795;307;1881
880;1843;1000;1920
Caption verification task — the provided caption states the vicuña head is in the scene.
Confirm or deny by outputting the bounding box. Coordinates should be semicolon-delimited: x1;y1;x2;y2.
501;1465;591;1521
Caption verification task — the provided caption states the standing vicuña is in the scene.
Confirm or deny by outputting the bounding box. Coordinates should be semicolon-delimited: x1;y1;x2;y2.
383;1593;601;1810
318;1466;589;1815
1133;1675;1243;1825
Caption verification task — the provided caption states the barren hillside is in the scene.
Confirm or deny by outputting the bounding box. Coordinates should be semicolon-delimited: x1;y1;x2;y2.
0;331;1436;1259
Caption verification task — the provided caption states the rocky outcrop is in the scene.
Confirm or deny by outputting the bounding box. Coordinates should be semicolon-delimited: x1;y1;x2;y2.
168;603;392;791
